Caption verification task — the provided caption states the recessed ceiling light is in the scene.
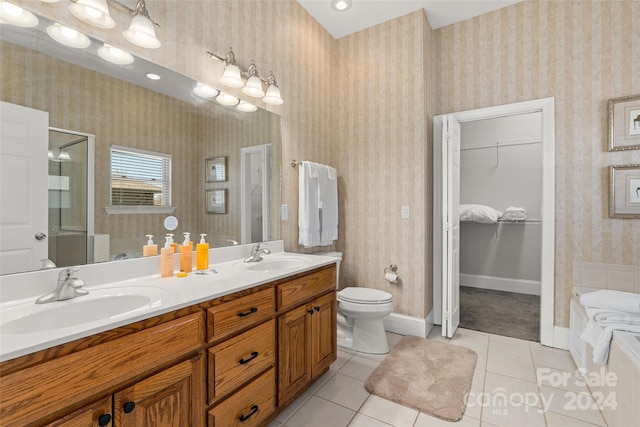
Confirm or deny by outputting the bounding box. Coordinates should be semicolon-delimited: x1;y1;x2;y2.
46;23;91;48
98;43;134;65
146;73;161;80
331;0;352;12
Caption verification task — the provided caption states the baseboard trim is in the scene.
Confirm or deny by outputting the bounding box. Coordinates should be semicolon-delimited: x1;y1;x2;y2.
460;273;541;296
383;312;429;338
553;326;569;350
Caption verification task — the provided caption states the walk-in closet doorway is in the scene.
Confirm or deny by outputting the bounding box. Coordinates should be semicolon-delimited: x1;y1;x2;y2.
433;97;557;348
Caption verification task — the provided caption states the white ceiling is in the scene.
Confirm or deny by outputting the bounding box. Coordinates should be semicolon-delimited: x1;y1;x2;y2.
297;0;523;39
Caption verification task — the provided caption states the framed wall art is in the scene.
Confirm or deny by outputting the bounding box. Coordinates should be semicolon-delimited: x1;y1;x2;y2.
205;156;227;182
608;94;640;151
206;189;227;214
609;164;640;219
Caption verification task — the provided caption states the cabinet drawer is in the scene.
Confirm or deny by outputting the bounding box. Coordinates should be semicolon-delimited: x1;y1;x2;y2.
207;287;274;342
277;265;336;312
208;319;275;403
208;367;275;427
0;313;204;427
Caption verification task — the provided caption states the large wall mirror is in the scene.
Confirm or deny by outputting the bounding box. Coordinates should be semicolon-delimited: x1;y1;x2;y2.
0;11;282;275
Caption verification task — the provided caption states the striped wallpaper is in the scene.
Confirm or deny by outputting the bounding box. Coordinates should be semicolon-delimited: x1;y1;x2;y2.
433;0;640;326
4;1;639;327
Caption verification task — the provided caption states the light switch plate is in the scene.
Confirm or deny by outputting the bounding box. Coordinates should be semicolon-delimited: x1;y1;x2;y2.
401;205;410;219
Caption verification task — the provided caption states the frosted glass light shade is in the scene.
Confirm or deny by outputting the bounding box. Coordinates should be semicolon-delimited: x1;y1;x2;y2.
193;83;219;98
262;85;283;105
219;64;244;88
47;24;91;49
0;2;39;27
69;0;115;29
98;43;134;65
242;75;265;98
237;101;257;113
123;14;161;49
216;92;239;106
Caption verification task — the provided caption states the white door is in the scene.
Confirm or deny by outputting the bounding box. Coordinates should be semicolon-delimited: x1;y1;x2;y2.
442;114;461;338
0;102;49;274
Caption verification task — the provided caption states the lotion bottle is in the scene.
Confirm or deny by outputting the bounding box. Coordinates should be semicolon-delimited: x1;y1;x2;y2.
167;233;178;253
160;236;174;278
180;232;193;273
143;235;158;256
196;234;209;271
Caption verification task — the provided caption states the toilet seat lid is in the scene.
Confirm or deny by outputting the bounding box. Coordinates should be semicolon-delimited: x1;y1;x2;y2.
338;287;393;304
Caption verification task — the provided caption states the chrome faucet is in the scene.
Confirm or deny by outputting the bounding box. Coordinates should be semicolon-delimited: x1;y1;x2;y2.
36;268;89;304
244;243;271;263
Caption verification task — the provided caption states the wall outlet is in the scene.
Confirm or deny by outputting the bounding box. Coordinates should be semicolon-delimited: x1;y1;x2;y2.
401;205;410;219
281;204;288;221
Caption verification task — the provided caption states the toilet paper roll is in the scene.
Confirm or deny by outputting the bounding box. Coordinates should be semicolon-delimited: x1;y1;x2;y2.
384;272;398;284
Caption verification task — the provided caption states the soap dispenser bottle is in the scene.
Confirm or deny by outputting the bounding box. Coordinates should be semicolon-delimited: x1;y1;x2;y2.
143;234;158;256
160;236;174;278
167;233;178;253
180;232;193;273
196;234;209;271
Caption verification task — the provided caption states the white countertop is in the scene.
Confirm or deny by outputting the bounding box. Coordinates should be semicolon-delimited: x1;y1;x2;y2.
0;245;337;362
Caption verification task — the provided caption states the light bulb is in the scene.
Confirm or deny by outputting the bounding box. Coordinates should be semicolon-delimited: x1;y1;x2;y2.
0;1;39;27
47;23;91;49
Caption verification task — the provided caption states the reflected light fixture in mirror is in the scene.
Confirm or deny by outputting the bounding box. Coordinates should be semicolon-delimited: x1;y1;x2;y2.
47;23;91;48
237;101;257;113
98;43;134;65
216;92;239;106
69;0;115;29
193;83;219;99
0;1;39;27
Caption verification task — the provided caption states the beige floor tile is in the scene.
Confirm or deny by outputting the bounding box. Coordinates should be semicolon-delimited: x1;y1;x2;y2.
355;351;387;362
385;332;404;348
464;392;483;420
316;373;370;411
358;395;419;427
267;420;283;427
331;350;355;373
484;372;542;408
487;354;537;383
414;412;480;426
490;334;535;346
285;396;355;427
306;369;336;394
275;391;312;423
531;347;577;372
535;367;590;394
449;335;489;355
539;386;605;426
428;325;443;338
338;354;380;381
488;339;532;364
457;328;490;339
347;413;393;427
545;411;604;426
471;360;486;392
481;397;546;427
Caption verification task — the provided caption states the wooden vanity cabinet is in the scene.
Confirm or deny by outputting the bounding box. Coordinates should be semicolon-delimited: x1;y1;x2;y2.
277;265;337;406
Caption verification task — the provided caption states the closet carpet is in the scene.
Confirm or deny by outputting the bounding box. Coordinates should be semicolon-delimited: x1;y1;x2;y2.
459;286;540;342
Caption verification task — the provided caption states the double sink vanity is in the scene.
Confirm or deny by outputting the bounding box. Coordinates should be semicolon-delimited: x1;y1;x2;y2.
0;242;338;426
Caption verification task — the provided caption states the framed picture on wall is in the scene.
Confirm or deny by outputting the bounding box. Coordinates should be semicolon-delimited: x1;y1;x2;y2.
609;165;640;219
205;156;227;182
206;189;227;214
608;94;640;151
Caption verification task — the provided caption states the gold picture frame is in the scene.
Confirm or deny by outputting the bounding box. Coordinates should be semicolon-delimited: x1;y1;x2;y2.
609;164;640;219
608;94;640;151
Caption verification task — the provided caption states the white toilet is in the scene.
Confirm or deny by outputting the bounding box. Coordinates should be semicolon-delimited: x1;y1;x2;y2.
322;252;394;354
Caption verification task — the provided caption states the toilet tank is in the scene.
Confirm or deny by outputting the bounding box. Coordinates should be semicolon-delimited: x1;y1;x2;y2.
318;251;342;289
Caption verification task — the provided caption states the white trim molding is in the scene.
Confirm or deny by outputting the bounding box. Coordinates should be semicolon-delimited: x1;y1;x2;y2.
460;274;541;296
383;312;433;338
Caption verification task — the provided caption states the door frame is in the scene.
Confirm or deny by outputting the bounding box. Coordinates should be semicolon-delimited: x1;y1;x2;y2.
433;97;555;347
240;143;272;244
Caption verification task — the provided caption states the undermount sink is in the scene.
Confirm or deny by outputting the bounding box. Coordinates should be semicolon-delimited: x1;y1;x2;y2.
239;255;313;272
1;286;165;335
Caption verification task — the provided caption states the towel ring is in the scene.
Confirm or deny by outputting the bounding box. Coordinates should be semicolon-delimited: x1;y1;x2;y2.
383;264;398;275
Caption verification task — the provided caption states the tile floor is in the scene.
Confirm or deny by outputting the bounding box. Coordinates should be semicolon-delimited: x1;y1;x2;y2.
268;327;609;427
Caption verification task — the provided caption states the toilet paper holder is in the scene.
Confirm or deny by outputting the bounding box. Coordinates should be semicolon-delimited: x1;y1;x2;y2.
383;264;398;275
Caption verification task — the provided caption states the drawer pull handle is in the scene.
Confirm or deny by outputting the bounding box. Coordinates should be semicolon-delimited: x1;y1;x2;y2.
307;309;314;315
123;401;136;414
98;414;112;426
238;307;258;317
239;351;259;365
314;306;320;312
239;405;259;422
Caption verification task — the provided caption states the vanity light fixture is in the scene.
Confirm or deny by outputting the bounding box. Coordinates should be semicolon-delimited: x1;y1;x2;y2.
98;43;134;65
193;83;219;99
122;0;161;49
69;0;115;29
207;48;284;106
0;1;39;27
47;23;91;48
216;92;239;107
48;148;71;162
237;101;257;113
331;0;352;12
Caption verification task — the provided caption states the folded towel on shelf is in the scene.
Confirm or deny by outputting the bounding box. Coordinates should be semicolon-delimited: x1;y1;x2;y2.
580;320;640;364
500;206;528;221
580;290;640;314
585;307;640;326
459;204;502;224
